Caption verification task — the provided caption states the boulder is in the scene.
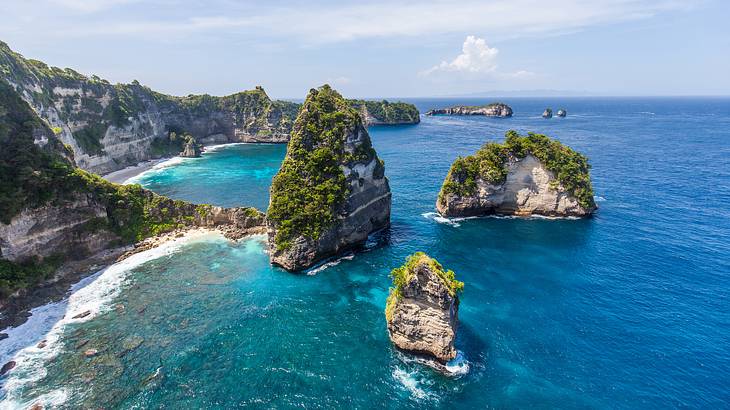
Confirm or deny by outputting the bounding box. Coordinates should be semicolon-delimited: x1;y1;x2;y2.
0;360;16;375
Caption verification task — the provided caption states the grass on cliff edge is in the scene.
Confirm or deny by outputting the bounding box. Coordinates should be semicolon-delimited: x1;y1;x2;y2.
438;130;595;209
385;252;464;322
268;85;369;251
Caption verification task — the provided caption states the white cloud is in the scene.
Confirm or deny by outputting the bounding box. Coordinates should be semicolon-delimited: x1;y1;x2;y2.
421;36;536;79
423;36;499;75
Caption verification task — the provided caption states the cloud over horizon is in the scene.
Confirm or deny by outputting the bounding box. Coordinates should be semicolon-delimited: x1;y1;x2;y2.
423;36;499;75
422;36;535;80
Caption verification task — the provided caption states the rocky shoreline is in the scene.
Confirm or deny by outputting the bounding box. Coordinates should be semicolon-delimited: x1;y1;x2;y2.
0;226;264;333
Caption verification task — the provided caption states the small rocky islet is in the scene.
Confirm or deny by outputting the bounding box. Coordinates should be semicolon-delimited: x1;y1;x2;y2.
385;252;463;364
437;130;596;218
426;102;513;117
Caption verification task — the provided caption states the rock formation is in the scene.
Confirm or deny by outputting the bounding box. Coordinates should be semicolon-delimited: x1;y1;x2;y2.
348;99;420;125
426;103;512;117
267;85;391;271
179;137;202;158
385;252;463;363
0;41;298;174
437;131;596;218
557;109;567;117
0;81;265;299
542;108;553;118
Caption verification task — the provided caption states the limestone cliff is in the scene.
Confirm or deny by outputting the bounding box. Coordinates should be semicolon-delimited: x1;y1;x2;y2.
437;131;596;218
348;99;420;125
385;252;462;363
0;41;298;174
426;103;512;117
0;81;264;299
267;85;391;271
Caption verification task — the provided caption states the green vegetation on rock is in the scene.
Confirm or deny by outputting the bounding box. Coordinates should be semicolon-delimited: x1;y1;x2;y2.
385;252;463;321
439;130;595;209
0;80;74;224
268;85;364;250
348;99;419;124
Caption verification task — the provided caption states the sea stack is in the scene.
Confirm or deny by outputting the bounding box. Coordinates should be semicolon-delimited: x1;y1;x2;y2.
426;103;512;117
179;137;202;158
557;109;567;117
542;108;553;118
437;130;596;218
385;252;463;363
266;85;391;271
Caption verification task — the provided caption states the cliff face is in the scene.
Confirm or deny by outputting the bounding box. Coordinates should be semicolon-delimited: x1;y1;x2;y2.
267;85;391;271
437;131;596;218
385;253;462;363
348;100;420;125
0;81;265;298
426;103;512;117
0;41;297;174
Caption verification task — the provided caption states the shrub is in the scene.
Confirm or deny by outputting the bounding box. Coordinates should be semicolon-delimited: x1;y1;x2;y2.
385;252;463;321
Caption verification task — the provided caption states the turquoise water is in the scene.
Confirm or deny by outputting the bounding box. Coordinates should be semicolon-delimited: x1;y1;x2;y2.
1;98;729;408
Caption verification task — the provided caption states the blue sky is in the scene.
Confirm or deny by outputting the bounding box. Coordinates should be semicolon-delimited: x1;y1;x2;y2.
0;0;727;98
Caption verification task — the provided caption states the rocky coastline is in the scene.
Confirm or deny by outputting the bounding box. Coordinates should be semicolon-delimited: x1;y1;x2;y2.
0;41;299;175
0;224;264;342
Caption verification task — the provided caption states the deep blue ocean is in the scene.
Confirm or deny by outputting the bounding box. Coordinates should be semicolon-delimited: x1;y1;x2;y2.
1;98;729;409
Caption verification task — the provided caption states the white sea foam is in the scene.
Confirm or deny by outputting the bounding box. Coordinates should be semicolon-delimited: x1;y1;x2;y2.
594;195;606;202
423;211;581;224
445;351;470;376
305;253;355;276
421;212;463;227
0;230;222;408
396;349;470;377
392;367;437;401
123;156;195;184
203;142;246;153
